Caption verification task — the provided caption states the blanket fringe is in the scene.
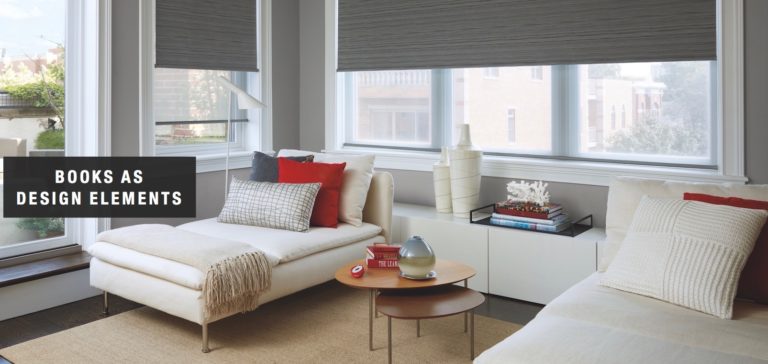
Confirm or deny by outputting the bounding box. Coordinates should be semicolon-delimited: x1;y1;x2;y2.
203;251;272;320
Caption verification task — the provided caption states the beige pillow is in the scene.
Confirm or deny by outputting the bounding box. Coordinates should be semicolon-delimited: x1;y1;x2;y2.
601;176;768;271
600;196;767;319
278;150;375;226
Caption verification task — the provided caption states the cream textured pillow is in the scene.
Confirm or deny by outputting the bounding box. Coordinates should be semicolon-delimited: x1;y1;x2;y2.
600;196;767;319
601;176;768;271
278;149;375;227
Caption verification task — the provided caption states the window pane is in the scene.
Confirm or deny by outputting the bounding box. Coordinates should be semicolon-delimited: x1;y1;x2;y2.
154;68;246;146
0;0;66;249
579;61;713;162
346;70;432;146
453;66;552;153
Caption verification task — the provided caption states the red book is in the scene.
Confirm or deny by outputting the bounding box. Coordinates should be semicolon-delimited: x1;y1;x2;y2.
368;243;401;253
366;258;399;268
495;202;562;219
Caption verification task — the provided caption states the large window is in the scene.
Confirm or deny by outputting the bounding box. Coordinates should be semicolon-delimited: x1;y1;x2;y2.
0;0;95;258
341;61;715;167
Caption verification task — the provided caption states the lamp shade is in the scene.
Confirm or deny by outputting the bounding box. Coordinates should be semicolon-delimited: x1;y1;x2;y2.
216;76;265;109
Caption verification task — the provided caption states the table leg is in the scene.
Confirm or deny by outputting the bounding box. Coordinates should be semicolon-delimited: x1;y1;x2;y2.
464;279;468;333
369;289;374;351
417;319;420;337
375;288;379;318
470;310;475;360
388;316;393;364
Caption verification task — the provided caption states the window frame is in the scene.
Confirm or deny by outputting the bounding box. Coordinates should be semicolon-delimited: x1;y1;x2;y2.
140;0;273;173
0;0;108;259
324;0;746;186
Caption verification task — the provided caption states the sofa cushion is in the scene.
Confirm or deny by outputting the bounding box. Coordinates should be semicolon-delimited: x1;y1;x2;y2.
684;193;768;303
475;273;768;364
600;197;767;319
89;219;383;290
601;176;768;271
217;178;320;232
278;158;346;228
278;149;375;227
249;151;313;182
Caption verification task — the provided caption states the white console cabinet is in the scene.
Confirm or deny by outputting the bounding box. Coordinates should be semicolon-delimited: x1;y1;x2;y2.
393;203;605;304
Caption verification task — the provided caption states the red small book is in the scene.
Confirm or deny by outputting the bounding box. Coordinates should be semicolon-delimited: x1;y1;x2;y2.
367;243;401;253
366;259;399;268
495;202;562;219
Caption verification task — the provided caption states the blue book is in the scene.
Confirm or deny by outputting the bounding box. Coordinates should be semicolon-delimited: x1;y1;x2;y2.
490;217;571;232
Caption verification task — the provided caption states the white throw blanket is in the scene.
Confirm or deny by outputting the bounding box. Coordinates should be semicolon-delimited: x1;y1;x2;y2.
97;224;272;320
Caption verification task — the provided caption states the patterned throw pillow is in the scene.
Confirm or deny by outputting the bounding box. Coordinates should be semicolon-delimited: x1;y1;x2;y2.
217;178;321;232
601;196;768;319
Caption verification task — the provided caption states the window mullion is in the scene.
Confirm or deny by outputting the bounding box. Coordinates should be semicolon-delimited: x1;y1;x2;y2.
432;69;451;148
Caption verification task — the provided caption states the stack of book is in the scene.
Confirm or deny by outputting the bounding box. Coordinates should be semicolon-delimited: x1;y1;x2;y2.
366;243;401;268
490;201;572;233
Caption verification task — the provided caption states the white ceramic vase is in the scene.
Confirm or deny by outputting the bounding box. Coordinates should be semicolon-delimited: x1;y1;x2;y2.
433;147;453;213
449;124;482;218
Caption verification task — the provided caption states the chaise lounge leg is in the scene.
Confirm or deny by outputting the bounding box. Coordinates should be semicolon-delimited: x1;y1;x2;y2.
202;323;210;353
102;291;109;316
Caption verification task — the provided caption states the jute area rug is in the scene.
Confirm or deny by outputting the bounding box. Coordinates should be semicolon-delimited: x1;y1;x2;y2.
1;282;520;363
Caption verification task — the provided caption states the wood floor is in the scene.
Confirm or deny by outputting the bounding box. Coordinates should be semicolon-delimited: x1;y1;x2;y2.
0;280;541;362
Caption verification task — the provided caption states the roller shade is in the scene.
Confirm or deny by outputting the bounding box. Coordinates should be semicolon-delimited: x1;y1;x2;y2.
338;0;716;72
156;0;258;72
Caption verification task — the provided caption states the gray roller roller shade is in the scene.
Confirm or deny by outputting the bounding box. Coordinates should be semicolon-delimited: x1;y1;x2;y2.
156;0;258;72
338;0;716;72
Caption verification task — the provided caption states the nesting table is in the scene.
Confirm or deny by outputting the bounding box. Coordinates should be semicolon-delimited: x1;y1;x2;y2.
335;259;483;363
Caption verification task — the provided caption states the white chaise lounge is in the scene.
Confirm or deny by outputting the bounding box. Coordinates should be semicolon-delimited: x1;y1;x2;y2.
476;177;768;363
88;171;393;352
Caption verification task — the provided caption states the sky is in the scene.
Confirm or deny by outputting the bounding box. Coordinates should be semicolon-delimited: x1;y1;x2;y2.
0;0;65;59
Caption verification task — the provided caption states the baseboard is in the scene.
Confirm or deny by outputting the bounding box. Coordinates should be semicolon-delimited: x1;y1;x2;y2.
0;268;100;321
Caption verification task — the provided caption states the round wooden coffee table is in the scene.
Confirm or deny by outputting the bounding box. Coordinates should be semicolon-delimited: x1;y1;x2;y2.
377;285;485;363
335;259;476;352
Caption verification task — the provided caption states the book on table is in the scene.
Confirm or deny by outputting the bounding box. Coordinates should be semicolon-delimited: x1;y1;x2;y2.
366;258;399;268
489;217;571;233
366;243;400;260
490;212;570;225
495;201;563;219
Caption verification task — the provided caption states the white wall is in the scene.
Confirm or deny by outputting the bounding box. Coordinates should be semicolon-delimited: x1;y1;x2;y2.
0;269;99;321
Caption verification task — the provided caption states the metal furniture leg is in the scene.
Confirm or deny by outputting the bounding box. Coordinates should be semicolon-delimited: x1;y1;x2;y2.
375;288;379;318
202;323;210;353
470;310;475;359
102;291;109;316
464;280;468;333
417;319;420;337
369;289;375;351
388;316;392;364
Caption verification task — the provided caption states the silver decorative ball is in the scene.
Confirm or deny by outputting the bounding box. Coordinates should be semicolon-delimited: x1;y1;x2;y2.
398;235;436;278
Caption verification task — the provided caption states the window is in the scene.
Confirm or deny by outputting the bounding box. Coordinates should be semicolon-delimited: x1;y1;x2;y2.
0;0;100;258
148;1;265;159
340;61;715;167
483;67;500;78
506;108;516;143
531;66;543;80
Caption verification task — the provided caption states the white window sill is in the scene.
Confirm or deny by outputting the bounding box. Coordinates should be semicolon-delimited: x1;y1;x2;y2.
194;151;253;173
328;147;747;186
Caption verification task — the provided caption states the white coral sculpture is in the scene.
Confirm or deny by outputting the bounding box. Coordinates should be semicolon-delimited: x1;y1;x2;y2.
506;180;550;206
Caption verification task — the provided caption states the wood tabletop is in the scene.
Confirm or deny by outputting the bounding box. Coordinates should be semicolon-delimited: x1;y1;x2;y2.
376;285;485;319
335;259;476;290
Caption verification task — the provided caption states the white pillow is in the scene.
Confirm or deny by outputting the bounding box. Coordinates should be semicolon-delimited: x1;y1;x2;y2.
278;149;375;226
601;176;768;271
217;178;321;232
600;196;767;319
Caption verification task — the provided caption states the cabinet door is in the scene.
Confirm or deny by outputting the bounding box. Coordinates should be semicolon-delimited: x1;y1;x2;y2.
398;217;488;292
489;228;595;304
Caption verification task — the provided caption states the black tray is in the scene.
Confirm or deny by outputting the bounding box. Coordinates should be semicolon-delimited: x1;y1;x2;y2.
469;204;593;237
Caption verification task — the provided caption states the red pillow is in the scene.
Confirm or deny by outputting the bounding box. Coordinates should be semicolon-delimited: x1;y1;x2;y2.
683;192;768;303
278;158;346;228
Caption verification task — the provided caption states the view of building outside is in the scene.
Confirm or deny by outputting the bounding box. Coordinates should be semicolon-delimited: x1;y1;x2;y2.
0;0;66;248
153;68;245;146
348;61;712;162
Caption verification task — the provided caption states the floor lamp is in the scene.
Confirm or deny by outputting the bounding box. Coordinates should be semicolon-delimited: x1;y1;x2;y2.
215;75;265;199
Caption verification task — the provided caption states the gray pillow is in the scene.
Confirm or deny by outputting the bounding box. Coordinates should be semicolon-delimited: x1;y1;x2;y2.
218;178;321;232
250;151;313;182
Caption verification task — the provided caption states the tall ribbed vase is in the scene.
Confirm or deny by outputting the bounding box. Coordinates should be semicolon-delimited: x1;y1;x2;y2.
433;147;452;213
449;124;482;218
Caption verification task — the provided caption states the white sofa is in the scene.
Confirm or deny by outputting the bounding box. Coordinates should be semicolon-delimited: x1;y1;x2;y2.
476;177;768;363
89;171;393;352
